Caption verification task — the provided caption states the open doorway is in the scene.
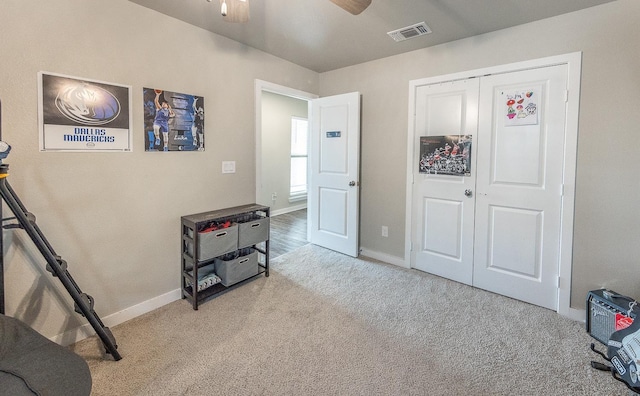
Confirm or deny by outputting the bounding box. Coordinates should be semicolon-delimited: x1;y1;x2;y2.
254;80;317;216
255;81;317;256
256;81;361;258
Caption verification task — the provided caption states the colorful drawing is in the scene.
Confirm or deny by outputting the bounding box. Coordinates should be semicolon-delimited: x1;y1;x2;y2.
504;89;539;126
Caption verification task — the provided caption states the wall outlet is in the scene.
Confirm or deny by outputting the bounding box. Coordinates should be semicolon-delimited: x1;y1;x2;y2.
381;226;388;237
271;192;277;201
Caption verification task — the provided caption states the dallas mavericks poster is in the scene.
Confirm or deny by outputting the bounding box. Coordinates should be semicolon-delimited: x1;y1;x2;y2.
143;88;204;152
38;72;132;152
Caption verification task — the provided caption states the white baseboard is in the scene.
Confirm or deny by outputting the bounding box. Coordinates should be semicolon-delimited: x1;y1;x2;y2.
561;306;586;323
359;248;408;268
271;204;307;217
53;288;182;346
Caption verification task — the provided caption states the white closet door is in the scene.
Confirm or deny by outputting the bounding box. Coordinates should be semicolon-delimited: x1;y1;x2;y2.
411;78;479;285
473;64;568;310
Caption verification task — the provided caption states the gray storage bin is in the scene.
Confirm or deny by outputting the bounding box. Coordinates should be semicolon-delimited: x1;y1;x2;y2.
215;249;259;287
197;224;238;261
238;217;270;248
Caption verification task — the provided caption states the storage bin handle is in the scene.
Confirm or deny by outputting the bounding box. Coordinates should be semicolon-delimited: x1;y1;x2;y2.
239;258;249;264
251;223;260;228
215;231;227;238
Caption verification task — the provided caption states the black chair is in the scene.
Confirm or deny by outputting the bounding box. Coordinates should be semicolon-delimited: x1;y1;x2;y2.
0;314;92;395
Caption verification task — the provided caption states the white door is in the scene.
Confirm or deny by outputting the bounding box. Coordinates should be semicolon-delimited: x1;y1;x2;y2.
411;79;479;285
308;92;360;257
472;65;568;310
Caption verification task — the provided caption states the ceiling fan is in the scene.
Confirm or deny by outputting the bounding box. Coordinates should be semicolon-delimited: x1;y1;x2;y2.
207;0;371;23
329;0;372;15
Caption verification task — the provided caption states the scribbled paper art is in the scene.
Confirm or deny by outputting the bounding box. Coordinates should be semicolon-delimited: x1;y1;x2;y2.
503;89;539;127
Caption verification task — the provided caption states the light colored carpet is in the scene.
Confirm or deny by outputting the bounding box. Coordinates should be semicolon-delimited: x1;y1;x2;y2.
72;244;627;395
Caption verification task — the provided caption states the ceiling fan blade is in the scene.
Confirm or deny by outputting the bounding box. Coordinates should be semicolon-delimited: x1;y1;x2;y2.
220;0;250;23
329;0;371;15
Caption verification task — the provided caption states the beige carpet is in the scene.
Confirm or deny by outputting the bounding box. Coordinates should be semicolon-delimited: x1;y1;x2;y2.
72;244;627;395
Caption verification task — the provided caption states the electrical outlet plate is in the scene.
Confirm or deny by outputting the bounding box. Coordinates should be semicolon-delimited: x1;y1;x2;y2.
381;226;388;237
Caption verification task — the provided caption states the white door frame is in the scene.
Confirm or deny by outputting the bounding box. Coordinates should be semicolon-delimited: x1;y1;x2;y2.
404;52;583;321
254;79;318;212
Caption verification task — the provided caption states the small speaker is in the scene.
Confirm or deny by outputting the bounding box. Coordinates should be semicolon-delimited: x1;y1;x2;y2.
586;289;637;345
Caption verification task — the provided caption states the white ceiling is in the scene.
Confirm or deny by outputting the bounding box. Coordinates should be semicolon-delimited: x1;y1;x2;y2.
128;0;615;73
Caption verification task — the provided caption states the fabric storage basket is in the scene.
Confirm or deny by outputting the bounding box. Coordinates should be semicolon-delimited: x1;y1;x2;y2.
197;224;238;261
238;216;269;248
214;248;259;287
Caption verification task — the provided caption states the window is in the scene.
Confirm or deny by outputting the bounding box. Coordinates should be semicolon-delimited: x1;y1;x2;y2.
290;117;308;201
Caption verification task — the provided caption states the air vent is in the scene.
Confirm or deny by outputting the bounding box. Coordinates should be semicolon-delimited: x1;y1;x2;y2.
387;22;432;42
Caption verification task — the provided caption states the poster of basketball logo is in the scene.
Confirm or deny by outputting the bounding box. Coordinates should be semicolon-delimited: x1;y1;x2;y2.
38;72;132;152
143;88;204;152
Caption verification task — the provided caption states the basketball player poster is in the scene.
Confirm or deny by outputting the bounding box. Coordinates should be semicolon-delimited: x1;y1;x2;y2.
38;72;132;152
143;88;204;152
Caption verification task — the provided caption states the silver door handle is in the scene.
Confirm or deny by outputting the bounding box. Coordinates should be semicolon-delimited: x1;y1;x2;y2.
464;189;473;197
349;181;357;187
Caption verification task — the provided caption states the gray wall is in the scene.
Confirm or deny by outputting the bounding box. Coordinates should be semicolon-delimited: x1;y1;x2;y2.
319;0;640;309
259;92;308;213
0;0;317;339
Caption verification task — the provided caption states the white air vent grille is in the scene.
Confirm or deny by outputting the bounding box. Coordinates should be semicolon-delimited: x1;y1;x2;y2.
387;22;432;42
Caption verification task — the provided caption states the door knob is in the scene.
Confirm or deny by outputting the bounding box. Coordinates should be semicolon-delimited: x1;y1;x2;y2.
349;181;357;187
464;189;473;197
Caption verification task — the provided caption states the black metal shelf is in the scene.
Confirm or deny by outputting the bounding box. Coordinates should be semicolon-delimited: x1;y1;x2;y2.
181;204;270;310
182;269;267;307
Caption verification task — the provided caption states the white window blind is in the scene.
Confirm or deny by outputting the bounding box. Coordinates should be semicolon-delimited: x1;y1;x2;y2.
290;117;308;201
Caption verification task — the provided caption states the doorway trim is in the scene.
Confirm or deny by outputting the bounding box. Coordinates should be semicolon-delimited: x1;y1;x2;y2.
404;52;582;321
254;80;318;210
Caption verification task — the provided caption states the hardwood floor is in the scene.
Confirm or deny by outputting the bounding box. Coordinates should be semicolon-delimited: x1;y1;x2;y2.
269;209;308;259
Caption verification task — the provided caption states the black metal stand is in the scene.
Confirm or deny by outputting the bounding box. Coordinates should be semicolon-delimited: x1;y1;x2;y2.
0;167;121;360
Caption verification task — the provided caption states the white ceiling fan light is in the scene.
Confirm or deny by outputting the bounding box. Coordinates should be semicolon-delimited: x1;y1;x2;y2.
221;0;228;16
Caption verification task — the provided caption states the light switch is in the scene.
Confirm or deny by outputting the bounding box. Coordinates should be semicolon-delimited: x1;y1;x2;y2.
222;161;236;174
